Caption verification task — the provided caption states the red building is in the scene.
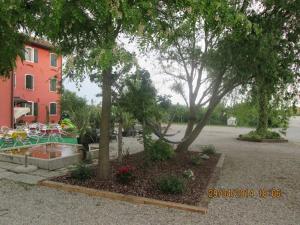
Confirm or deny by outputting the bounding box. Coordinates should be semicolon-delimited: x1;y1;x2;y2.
0;39;62;128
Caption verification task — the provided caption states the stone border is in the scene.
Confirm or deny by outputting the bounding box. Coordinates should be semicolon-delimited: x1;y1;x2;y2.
38;180;208;214
199;153;225;207
237;137;288;143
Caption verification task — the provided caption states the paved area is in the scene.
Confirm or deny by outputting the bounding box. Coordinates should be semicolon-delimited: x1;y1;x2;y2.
0;117;299;224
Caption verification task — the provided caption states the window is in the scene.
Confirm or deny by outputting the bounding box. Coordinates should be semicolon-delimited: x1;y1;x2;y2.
50;78;57;92
25;47;38;62
49;102;57;115
50;53;57;67
20;102;34;116
25;75;34;90
25;47;33;61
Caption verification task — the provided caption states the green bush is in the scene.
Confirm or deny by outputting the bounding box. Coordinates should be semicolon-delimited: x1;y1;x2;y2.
157;175;185;194
149;140;175;161
190;155;202;165
265;131;281;139
239;130;281;141
201;145;216;155
71;164;92;181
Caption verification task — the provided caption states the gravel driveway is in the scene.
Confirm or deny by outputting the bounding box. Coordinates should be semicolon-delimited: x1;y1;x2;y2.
0;117;299;225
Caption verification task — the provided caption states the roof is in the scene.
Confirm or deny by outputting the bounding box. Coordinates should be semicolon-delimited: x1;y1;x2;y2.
26;37;55;51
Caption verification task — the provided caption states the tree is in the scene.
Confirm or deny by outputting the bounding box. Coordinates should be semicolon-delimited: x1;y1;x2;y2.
235;0;300;135
139;0;254;151
119;69;159;154
0;1;43;75
45;0;158;179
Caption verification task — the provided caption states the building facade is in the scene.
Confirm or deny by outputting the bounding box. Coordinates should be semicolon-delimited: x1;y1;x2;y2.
0;39;62;127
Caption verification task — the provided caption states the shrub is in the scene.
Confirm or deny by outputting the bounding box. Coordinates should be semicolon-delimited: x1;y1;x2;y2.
149;140;175;161
190;155;202;165
71;163;92;181
265;131;281;139
201;145;216;155
157;175;185;194
116;165;134;184
182;169;195;180
239;130;281;141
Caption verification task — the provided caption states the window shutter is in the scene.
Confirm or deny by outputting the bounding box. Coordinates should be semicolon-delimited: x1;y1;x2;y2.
34;103;38;116
26;75;33;89
50;78;57;91
34;49;38;63
50;103;57;115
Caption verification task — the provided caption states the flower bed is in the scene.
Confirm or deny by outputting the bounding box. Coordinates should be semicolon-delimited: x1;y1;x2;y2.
51;151;220;206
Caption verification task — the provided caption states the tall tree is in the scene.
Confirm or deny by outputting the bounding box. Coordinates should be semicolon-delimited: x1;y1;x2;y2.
254;0;299;134
236;0;300;135
47;0;158;179
139;0;254;151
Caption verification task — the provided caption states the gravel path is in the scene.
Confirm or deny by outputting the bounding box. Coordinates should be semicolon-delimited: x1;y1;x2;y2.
0;118;300;225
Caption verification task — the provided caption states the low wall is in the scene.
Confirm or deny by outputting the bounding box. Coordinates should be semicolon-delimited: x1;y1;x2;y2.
0;143;82;170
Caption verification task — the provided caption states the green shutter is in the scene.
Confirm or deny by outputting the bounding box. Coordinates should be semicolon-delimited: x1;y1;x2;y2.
50;103;57;115
34;103;38;116
34;49;38;63
26;75;33;89
50;78;57;91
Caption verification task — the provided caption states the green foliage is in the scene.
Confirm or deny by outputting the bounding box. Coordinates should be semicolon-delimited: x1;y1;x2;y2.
157;175;185;194
120;69;159;123
201;145;216;155
149;140;175;161
239;130;282;141
227;101;294;129
228;102;258;127
71;164;92;181
119;69;167;153
0;2;33;75
168;104;227;125
198;104;227;126
190;155;202;166
61;90;100;142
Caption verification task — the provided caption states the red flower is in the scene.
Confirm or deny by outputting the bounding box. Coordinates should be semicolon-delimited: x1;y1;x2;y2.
117;165;133;175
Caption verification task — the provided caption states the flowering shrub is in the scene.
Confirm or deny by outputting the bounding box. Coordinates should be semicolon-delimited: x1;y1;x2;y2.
182;169;195;180
116;165;134;184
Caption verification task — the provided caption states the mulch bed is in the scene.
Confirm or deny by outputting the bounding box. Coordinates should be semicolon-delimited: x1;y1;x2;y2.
51;151;220;206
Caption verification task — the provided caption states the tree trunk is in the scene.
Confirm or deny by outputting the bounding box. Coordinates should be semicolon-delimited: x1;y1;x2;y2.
183;104;196;140
117;118;123;163
176;100;219;152
256;79;269;135
97;68;112;180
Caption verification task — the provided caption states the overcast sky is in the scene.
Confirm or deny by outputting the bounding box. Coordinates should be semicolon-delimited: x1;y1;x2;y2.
63;37;186;105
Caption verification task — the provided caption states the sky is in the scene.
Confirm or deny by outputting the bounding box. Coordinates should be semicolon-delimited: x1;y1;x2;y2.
63;37;186;106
